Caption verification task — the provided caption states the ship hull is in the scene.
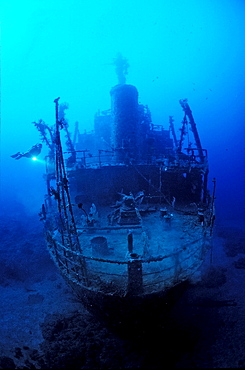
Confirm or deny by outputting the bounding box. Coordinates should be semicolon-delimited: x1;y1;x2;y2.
61;269;192;332
45;221;212;327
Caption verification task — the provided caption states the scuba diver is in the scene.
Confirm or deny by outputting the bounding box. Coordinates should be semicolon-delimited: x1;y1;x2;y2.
11;143;42;160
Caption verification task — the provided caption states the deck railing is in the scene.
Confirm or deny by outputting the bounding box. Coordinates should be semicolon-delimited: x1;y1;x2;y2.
46;230;210;296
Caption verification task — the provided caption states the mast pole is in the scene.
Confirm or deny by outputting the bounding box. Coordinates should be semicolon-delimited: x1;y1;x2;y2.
53;97;88;285
179;99;204;162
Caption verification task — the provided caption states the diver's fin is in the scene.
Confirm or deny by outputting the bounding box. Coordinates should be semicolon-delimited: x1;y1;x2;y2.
10;152;21;158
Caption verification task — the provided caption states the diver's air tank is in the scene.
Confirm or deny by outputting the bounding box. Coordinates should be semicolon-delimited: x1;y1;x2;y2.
110;84;139;163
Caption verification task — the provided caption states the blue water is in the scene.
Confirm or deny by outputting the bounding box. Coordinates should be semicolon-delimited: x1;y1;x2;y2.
0;0;245;367
1;0;244;217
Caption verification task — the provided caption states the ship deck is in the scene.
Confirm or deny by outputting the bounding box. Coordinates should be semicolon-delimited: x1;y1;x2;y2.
76;207;204;260
69;205;210;295
45;202;212;297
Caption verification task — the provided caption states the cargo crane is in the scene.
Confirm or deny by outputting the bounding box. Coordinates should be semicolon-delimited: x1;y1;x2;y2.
179;99;205;163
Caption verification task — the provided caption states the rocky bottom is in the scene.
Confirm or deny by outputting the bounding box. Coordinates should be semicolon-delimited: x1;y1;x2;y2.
1;211;245;368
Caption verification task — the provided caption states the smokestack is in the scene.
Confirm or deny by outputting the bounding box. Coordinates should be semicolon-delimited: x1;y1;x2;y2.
110;84;139;163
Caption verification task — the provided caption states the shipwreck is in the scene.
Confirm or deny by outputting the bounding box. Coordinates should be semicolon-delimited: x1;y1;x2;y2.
35;57;215;322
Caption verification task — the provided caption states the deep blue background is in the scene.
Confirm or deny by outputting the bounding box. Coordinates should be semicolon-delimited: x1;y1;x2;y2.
0;0;244;220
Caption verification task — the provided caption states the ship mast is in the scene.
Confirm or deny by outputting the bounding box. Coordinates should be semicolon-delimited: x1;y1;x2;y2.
54;97;88;285
179;99;205;162
58;102;77;166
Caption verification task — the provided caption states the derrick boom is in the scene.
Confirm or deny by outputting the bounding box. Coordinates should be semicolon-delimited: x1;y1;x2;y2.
179;99;205;162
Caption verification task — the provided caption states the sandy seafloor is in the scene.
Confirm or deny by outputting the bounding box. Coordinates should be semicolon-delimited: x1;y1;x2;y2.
0;207;245;369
